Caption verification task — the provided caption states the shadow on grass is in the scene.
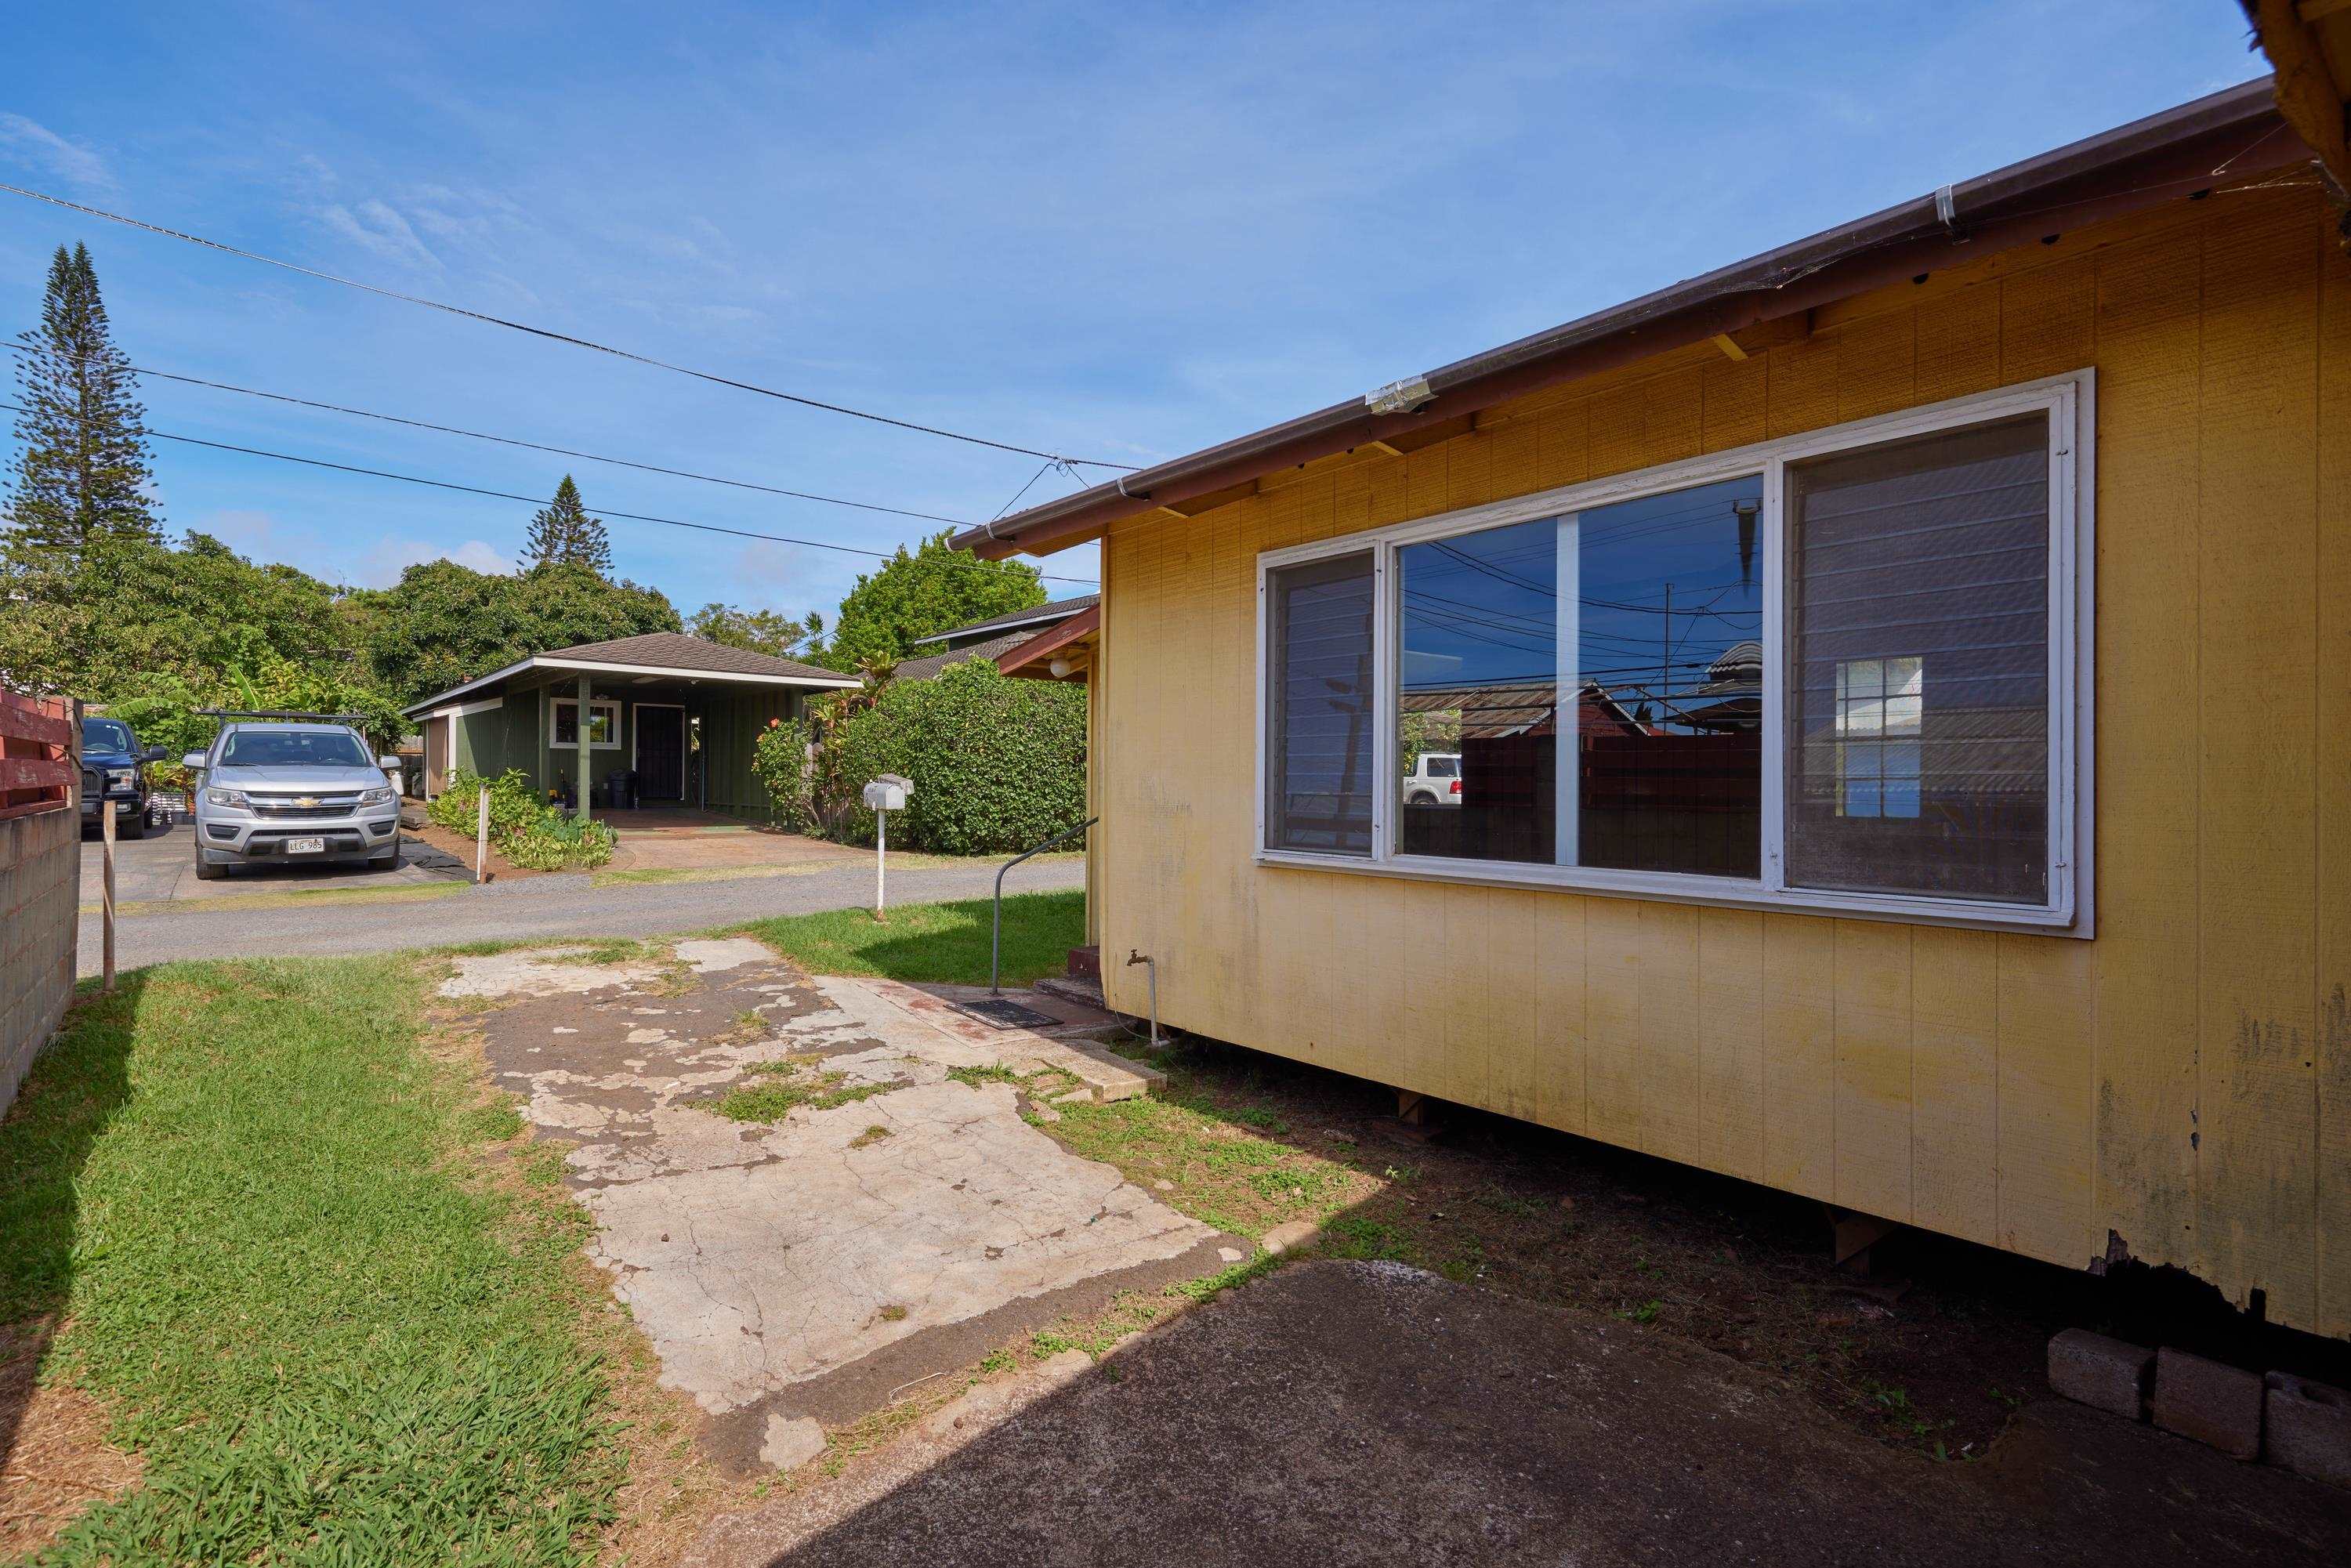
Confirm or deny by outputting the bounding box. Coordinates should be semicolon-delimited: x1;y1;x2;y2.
731;890;1084;990
0;975;143;1476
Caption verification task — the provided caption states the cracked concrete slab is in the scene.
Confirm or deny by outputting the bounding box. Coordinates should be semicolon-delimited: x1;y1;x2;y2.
455;939;1231;1475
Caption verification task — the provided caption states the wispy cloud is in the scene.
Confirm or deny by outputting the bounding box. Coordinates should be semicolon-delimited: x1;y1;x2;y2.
316;198;441;270
0;112;110;190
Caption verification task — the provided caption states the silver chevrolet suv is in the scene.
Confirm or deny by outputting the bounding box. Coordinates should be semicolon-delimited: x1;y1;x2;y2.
183;719;404;881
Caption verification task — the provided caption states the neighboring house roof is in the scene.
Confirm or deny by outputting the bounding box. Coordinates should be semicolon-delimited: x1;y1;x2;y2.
907;595;1099;647
951;81;2308;563
893;628;1038;682
400;632;857;717
996;603;1100;680
1401;679;1646;741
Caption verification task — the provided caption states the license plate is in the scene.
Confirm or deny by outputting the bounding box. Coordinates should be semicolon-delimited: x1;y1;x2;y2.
286;837;327;855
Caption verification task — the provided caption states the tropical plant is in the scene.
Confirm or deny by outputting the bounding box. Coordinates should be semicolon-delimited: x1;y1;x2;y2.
428;766;614;869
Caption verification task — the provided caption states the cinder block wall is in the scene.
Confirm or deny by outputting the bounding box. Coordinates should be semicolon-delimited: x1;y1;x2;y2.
0;806;78;1113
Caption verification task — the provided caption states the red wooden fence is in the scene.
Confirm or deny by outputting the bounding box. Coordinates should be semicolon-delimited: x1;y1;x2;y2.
0;689;74;822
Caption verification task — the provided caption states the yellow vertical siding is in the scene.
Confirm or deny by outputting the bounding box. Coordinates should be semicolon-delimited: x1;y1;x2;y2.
1096;187;2351;1334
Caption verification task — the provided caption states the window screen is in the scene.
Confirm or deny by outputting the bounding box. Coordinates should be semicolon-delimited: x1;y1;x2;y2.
1785;416;2049;903
1266;552;1376;855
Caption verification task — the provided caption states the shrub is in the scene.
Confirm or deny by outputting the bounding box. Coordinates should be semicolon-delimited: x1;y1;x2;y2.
426;767;541;838
503;812;616;871
428;767;613;869
751;715;814;833
784;659;1085;856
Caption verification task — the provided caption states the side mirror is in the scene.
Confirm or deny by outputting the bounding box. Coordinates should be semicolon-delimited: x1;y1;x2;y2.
181;752;207;771
143;745;166;763
378;755;403;772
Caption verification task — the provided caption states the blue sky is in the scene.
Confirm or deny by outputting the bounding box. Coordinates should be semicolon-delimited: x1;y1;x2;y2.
1;2;2261;625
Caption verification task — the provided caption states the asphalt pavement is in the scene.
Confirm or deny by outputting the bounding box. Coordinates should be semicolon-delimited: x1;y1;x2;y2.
74;820;1085;977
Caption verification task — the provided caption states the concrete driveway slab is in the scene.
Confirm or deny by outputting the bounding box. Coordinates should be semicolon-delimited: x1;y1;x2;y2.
447;940;1230;1475
78;817;467;907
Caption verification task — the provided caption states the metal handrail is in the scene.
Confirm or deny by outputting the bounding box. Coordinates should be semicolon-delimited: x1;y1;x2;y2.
991;816;1096;995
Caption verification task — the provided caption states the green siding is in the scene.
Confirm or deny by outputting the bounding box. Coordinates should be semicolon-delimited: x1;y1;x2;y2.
449;692;534;783
695;687;796;814
452;679;806;815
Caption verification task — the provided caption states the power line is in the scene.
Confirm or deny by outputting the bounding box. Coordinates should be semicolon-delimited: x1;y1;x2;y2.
0;400;1099;585
0;179;1139;470
1;339;973;528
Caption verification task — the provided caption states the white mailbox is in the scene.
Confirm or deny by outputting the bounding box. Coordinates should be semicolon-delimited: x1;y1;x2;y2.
863;774;912;916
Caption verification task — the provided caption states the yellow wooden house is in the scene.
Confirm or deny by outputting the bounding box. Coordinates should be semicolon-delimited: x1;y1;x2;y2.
957;75;2351;1338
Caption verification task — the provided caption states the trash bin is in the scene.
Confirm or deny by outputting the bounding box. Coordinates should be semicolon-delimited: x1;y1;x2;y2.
603;771;631;809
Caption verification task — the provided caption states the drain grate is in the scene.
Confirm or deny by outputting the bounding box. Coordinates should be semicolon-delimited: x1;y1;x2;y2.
951;998;1060;1030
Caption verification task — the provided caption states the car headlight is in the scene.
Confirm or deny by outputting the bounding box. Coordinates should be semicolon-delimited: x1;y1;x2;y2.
105;767;136;789
360;785;395;806
204;786;251;809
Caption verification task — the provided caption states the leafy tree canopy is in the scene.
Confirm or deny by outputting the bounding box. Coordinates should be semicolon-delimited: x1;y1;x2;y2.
355;557;680;708
818;531;1045;672
688;602;822;661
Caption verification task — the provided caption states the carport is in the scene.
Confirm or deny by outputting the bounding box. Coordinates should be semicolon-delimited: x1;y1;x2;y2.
402;632;858;819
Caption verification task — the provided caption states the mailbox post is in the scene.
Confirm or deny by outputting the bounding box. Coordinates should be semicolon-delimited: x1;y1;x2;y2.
861;774;911;918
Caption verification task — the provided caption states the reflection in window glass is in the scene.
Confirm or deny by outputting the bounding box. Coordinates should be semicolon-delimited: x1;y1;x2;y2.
1835;657;1923;818
1396;517;1556;864
1266;552;1377;855
1575;475;1765;877
1787;416;2049;903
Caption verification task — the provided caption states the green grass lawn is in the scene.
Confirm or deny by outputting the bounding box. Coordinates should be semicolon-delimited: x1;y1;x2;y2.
0;959;617;1565
732;888;1084;987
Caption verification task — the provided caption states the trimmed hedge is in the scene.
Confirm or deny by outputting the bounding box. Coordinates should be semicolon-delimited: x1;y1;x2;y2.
755;660;1085;856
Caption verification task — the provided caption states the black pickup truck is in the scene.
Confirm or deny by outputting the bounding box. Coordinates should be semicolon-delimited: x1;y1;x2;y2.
81;715;165;840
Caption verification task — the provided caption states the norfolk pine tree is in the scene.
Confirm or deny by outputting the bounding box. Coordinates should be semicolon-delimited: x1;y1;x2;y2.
520;474;613;574
4;243;161;559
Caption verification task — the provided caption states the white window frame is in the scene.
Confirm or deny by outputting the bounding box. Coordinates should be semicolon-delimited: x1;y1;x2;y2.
1254;370;2094;936
550;696;622;751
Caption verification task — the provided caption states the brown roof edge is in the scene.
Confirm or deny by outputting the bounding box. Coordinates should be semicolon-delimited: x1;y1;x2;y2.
996;604;1100;680
957;78;2309;561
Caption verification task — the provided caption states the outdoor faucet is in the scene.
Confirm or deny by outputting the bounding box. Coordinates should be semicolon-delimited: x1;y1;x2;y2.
1126;950;1160;1052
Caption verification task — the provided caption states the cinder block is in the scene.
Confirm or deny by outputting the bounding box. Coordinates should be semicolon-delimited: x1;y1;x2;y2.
2265;1371;2351;1490
2153;1347;2264;1460
2048;1329;2152;1420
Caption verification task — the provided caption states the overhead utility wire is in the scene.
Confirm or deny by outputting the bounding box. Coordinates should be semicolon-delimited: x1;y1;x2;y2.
0;180;1137;471
1;339;972;528
0;400;1099;585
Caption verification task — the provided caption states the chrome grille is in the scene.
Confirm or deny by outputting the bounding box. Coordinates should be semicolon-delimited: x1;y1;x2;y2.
251;795;363;820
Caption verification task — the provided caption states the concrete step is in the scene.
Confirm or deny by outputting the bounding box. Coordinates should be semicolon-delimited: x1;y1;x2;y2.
1034;973;1107;1010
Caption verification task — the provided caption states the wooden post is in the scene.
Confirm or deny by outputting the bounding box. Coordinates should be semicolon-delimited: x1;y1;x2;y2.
575;673;593;822
474;786;490;884
100;792;117;993
875;806;887;919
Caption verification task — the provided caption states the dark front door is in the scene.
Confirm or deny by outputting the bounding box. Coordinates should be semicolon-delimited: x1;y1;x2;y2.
636;705;685;800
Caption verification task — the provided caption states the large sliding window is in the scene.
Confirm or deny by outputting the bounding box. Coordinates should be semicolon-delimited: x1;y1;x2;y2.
1258;374;2087;929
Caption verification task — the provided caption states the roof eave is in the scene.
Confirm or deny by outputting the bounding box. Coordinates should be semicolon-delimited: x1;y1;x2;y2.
955;78;2309;562
400;654;860;717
